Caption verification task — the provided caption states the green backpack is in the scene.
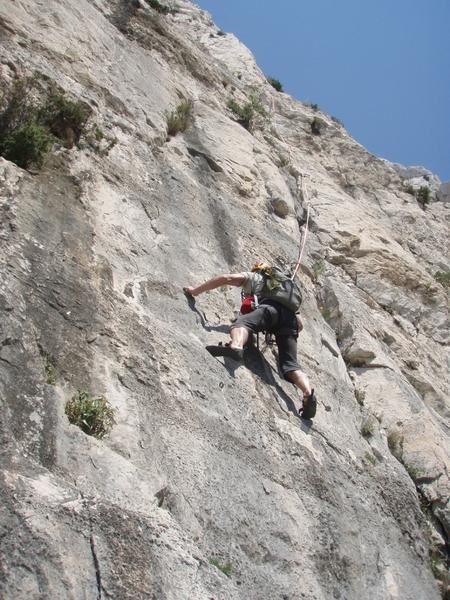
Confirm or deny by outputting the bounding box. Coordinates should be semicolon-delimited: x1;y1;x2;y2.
255;266;303;312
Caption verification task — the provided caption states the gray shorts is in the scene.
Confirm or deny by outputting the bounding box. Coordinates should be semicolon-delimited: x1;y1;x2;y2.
230;301;301;378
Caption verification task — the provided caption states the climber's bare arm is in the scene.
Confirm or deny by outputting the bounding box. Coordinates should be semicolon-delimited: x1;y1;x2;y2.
183;273;246;297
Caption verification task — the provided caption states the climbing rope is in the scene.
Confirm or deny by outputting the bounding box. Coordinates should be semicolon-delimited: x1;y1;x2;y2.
267;90;312;281
291;174;311;280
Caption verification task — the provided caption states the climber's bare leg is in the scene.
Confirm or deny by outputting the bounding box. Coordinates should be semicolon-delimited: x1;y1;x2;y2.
229;326;250;349
286;369;312;397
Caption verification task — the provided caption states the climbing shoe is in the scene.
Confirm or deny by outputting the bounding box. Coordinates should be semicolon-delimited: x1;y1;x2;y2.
206;343;244;362
300;389;317;420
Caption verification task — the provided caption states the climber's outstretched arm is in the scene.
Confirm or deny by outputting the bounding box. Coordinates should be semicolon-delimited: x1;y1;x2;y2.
183;273;246;297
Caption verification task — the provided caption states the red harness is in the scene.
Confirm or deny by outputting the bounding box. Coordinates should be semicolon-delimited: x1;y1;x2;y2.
240;295;258;314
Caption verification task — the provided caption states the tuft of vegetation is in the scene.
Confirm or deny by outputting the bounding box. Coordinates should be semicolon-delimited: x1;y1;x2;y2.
311;117;322;136
209;558;233;578
434;271;450;288
416;186;431;209
267;77;283;92
387;429;403;459
0;75;91;169
65;391;115;439
417;492;449;595
227;98;249;124
364;452;376;466
319;305;331;321
361;417;375;438
93;125;104;142
354;388;366;406
404;462;420;480
227;95;267;131
166;99;192;137
277;153;290;168
38;85;90;145
403;184;432;209
305;102;319;112
429;536;448;593
44;353;57;386
1;121;54;169
331;115;344;127
311;259;325;282
0;78;51;168
145;0;177;15
0;78;35;136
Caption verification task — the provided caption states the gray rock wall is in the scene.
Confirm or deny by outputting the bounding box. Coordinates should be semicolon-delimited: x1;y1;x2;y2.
0;1;448;598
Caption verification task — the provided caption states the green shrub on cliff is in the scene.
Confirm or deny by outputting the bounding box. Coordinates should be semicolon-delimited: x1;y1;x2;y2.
416;186;430;209
145;0;177;15
65;391;116;439
38;86;90;144
0;75;91;169
209;558;233;577
434;271;450;288
1;121;54;169
227;95;267;131
166;99;192;136
267;76;283;92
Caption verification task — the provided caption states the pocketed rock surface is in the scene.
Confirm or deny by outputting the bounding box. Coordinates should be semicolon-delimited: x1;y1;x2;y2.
0;1;448;599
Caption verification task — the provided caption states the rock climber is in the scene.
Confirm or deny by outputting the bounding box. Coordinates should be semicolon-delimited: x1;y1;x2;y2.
183;263;317;419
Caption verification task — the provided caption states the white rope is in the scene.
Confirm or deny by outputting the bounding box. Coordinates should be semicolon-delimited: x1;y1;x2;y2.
291;174;310;280
268;88;311;280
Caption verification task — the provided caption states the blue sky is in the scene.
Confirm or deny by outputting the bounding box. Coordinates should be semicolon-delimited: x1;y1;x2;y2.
194;0;450;182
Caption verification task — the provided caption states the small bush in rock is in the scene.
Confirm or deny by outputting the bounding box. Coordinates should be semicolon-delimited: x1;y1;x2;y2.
277;153;290;168
267;76;283;92
0;77;49;168
0;75;91;168
416;186;430;209
311;259;325;282
364;452;376;465
361;417;375;438
39;86;91;146
331;115;344;127
429;540;448;592
93;125;104;142
227;95;267;131
1;121;54;169
145;0;176;15
44;353;57;385
434;271;450;288
354;388;365;406
319;305;331;321
405;463;420;480
311;117;322;135
0;78;35;135
305;102;319;111
387;429;403;459
65;391;115;439
166;99;192;136
227;98;250;125
209;558;232;578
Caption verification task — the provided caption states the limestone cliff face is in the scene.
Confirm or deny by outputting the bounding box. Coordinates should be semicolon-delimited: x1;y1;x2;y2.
0;1;448;599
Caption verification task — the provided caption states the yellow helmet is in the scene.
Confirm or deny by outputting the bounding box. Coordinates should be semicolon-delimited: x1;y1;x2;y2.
251;261;271;273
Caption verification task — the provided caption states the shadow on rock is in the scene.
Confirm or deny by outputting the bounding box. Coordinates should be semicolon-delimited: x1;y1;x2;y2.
243;345;299;418
184;294;230;334
298;417;314;433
